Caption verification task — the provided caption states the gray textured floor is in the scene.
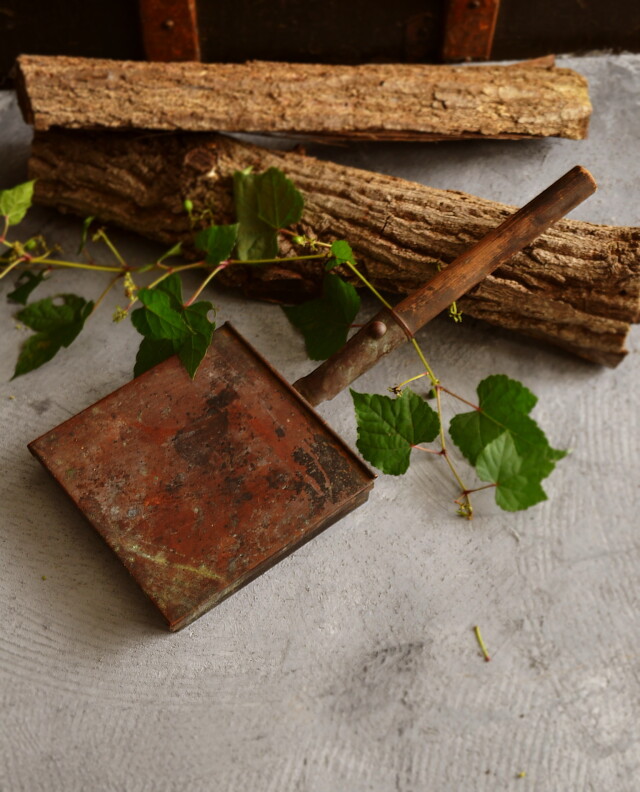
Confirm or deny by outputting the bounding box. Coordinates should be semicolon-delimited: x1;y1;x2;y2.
1;54;639;791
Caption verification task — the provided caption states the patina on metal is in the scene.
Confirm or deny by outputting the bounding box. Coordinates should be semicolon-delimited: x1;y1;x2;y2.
28;166;596;630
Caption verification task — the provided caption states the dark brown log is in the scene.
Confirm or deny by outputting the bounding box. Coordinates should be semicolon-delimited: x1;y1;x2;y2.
16;54;591;141
28;130;640;366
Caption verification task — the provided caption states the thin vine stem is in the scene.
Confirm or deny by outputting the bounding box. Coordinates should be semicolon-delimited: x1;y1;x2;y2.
344;259;394;311
32;256;123;273
346;257;473;517
391;371;428;392
473;625;491;662
435;384;473;518
412;445;442;455
182;253;330;307
184;262;228;307
345;258;442;387
91;273;123;314
228;253;328;265
462;483;497;495
439;385;480;411
93;229;126;267
409;338;439;387
0;258;23;281
145;261;204;290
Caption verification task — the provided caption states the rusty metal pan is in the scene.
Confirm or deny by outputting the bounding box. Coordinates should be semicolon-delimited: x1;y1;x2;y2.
29;324;374;630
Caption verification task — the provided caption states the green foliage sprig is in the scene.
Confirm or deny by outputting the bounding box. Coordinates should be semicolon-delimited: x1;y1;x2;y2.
0;170;565;517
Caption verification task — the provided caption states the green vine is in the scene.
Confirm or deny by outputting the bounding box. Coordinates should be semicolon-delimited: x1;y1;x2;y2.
0;170;566;517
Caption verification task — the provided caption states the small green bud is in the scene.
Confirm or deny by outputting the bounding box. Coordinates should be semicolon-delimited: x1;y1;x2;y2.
24;238;38;251
112;306;128;323
183;199;194;214
123;272;137;300
291;235;306;245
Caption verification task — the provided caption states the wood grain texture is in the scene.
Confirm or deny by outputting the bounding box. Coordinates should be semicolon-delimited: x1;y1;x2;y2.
16;54;592;141
28;130;640;366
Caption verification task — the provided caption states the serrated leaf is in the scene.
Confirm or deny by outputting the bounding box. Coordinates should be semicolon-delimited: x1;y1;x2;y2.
177;332;210;379
194;224;239;266
182;301;215;337
327;240;355;270
179;301;215;378
449;374;565;480
282;273;360;360
17;293;90;332
255;167;304;230
351;388;440;475
131;274;215;379
133;289;188;341
77;215;95;253
157;241;183;264
154;272;184;306
0;181;35;226
233;169;278;261
13;294;93;377
475;432;548;511
134;337;177;378
331;240;354;262
7;270;47;305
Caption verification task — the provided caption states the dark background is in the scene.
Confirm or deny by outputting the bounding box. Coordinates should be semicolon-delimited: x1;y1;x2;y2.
1;0;639;81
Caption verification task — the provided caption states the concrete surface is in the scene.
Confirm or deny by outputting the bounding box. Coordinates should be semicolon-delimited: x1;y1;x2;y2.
0;54;639;791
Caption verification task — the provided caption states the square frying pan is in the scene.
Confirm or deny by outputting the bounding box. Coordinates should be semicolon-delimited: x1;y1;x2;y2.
28;167;595;630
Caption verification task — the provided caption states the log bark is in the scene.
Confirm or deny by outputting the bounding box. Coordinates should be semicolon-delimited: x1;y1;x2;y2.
29;130;640;367
16;55;591;142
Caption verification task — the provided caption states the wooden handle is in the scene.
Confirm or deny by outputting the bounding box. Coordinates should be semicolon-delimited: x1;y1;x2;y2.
293;165;597;406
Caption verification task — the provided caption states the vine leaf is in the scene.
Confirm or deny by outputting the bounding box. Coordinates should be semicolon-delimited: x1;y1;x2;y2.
157;241;183;264
327;239;355;271
282;273;360;360
134;338;176;376
194;223;238;266
178;302;215;375
233;168;278;261
7;270;47;305
77;215;95;253
132;288;187;340
154;272;183;304
351;388;440;475
475;432;548;511
255;167;304;230
449;374;566;480
13;294;93;378
0;181;35;226
131;274;214;379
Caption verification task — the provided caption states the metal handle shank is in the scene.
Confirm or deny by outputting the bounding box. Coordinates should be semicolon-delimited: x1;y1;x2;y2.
293;165;597;406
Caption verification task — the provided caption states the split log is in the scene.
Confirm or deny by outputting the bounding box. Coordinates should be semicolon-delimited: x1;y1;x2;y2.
16;55;591;142
29;130;640;366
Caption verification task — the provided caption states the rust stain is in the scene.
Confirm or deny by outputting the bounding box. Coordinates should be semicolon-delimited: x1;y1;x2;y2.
29;324;374;631
139;0;201;62
442;0;501;62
